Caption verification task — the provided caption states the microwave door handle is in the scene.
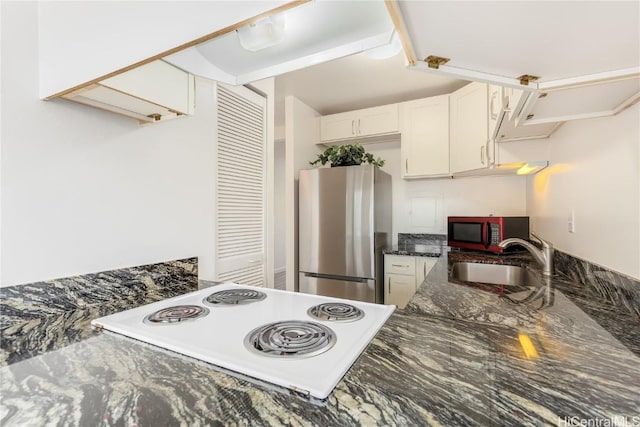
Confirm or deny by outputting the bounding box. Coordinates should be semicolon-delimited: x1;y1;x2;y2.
485;222;491;249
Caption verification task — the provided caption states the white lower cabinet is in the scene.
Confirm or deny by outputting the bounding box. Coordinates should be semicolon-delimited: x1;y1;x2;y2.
384;254;437;308
416;257;438;286
384;274;417;308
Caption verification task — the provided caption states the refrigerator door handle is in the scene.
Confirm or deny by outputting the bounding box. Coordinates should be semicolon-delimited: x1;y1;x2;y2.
302;272;370;283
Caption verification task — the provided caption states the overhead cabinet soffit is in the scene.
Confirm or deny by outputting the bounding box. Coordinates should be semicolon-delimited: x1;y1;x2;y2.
40;1;310;123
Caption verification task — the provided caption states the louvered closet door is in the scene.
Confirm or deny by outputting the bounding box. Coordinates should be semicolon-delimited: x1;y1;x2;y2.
215;84;267;286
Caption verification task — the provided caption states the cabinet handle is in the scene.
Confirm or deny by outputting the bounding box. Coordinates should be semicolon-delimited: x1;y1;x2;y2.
424;262;427;276
358;119;361;134
490;92;498;120
480;146;485;164
485;141;491;165
405;158;408;173
352;120;355;135
391;264;408;268
388;276;391;293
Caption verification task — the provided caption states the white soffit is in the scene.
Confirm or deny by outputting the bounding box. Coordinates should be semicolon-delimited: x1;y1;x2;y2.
398;1;640;83
165;0;395;85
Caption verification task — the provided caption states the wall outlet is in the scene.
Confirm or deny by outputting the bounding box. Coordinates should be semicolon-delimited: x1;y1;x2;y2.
568;210;576;233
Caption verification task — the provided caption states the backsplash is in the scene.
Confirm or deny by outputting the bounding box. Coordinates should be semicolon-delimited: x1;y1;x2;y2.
552;250;640;355
397;233;447;255
553;251;640;319
0;258;199;365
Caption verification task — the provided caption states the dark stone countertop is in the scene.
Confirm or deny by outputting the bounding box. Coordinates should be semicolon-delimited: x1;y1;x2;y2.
382;248;442;257
1;255;639;426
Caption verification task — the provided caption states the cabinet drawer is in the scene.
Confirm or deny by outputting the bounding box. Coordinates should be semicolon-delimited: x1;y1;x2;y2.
385;255;416;275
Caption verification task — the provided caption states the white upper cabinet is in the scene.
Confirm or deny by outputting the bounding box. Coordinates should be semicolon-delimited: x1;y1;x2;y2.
450;82;490;174
39;1;295;99
62;60;195;123
516;76;640;125
320;104;399;143
394;1;640;124
449;82;550;177
488;85;507;141
497;88;561;141
400;95;450;178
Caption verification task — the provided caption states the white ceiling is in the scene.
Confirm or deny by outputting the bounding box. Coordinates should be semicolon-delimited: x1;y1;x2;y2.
274;50;467;127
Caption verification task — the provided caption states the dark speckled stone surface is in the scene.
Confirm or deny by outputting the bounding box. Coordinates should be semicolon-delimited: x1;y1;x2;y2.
1;254;639;426
0;258;198;365
383;233;446;257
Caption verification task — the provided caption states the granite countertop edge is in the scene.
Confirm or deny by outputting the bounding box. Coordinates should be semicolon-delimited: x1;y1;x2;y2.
1;255;639;426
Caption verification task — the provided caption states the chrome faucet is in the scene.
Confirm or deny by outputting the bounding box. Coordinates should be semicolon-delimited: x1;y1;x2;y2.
498;232;554;276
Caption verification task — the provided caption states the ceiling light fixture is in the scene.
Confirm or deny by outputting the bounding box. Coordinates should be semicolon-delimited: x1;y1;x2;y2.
365;30;403;60
237;14;286;52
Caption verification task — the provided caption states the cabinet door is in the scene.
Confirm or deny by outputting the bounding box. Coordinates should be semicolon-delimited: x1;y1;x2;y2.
357;104;399;137
505;87;530;122
100;60;194;115
450;82;490;174
488;85;507;140
320;111;357;142
384;274;416;308
415;257;437;286
400;95;450;178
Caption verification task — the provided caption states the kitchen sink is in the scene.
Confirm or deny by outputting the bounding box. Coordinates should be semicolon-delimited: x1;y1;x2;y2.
450;262;539;287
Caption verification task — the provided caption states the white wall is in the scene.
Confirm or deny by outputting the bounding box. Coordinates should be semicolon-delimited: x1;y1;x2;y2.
274;141;286;271
1;2;219;286
284;96;323;291
248;78;276;288
526;103;640;279
366;142;528;245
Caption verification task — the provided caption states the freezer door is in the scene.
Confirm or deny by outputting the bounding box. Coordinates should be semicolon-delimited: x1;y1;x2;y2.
299;272;377;303
299;166;375;279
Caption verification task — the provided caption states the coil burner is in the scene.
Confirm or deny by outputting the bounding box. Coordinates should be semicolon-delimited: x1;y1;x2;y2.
307;302;365;322
144;305;209;325
244;321;336;358
204;289;267;306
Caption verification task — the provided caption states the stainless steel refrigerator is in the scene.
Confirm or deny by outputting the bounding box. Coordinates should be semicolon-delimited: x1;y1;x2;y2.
298;165;392;303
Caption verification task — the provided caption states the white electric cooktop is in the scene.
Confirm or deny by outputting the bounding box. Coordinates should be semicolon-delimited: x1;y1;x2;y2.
91;283;395;401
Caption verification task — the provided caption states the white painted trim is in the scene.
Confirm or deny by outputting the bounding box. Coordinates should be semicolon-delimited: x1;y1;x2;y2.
536;67;640;91
247;78;276;289
499;122;563;143
521;91;640;126
409;61;533;91
614;92;640;115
